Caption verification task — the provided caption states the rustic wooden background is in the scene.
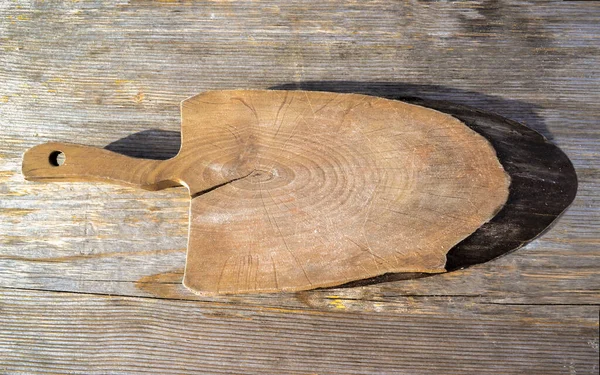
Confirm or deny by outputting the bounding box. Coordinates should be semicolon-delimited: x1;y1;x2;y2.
1;1;598;374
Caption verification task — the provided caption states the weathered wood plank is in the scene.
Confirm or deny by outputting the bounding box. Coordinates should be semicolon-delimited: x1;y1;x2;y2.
0;0;599;373
1;288;598;375
0;0;597;304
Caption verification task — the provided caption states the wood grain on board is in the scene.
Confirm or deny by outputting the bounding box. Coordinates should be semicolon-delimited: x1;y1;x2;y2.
23;90;511;294
0;0;598;374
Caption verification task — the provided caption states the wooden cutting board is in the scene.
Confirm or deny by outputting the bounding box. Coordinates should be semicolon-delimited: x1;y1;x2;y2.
22;90;510;295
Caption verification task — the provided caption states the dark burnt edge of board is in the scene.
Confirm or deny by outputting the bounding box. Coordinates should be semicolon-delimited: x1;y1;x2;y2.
302;96;577;289
406;98;578;271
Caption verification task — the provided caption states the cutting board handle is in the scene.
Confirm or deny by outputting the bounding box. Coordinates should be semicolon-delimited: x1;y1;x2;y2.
22;142;180;190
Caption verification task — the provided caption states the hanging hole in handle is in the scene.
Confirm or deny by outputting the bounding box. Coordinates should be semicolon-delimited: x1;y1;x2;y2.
49;151;65;167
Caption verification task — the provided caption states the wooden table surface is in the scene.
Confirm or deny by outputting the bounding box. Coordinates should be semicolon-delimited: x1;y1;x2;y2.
1;1;598;374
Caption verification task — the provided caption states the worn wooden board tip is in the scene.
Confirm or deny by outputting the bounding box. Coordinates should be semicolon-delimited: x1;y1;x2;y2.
23;90;517;295
333;95;579;288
